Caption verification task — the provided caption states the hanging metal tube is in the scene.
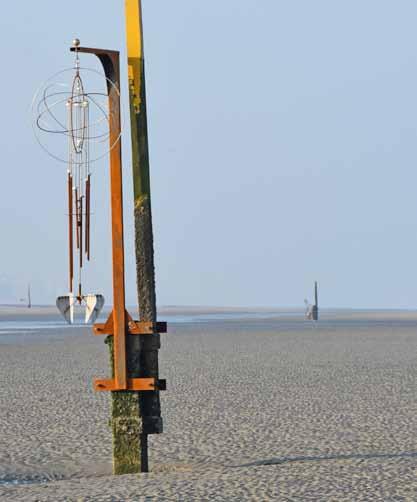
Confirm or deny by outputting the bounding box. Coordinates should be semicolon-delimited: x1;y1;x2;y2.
75;188;80;249
68;172;74;293
79;196;83;270
85;174;91;260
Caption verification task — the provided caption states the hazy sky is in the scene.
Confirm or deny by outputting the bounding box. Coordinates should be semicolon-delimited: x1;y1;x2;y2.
1;1;417;308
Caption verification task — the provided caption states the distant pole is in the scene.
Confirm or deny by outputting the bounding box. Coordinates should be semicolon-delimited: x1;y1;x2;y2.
124;0;163;473
312;281;319;321
27;284;31;309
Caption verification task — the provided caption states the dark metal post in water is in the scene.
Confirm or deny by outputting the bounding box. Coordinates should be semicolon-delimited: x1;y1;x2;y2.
312;281;319;321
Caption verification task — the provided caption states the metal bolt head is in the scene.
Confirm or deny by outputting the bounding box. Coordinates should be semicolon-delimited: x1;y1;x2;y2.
72;38;81;48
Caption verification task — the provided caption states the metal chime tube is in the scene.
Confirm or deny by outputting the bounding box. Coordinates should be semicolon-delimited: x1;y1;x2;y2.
85;174;91;260
68;172;74;293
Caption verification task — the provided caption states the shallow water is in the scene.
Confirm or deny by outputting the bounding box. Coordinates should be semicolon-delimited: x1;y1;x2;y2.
0;320;73;335
0;310;299;335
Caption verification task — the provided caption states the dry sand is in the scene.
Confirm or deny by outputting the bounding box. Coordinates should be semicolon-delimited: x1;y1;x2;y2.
1;308;417;500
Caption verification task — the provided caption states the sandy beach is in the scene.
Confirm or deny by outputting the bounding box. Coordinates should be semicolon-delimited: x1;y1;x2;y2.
1;307;417;501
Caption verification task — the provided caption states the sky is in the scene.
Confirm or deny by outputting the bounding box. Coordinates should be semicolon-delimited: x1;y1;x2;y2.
1;1;417;309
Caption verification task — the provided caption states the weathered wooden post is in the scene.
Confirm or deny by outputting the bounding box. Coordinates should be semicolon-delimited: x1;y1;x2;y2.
312;281;319;321
123;0;163;473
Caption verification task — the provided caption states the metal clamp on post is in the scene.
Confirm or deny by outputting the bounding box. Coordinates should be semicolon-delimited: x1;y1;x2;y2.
94;312;167;336
93;308;167;391
93;311;167;392
94;378;167;392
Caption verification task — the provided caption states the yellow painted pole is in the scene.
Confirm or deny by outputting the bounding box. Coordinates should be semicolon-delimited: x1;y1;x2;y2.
125;0;144;104
110;0;162;474
125;0;151;200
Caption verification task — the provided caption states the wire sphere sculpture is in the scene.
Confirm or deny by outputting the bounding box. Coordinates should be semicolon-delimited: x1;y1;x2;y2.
31;65;121;166
31;44;122;310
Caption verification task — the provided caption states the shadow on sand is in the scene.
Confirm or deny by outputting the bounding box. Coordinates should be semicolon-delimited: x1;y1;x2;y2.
233;451;417;468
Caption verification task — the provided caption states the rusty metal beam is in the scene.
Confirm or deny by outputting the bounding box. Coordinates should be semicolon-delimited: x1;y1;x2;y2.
95;378;158;392
72;46;127;390
93;320;167;336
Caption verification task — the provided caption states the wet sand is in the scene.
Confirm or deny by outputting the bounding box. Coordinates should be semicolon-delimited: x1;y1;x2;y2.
1;308;417;501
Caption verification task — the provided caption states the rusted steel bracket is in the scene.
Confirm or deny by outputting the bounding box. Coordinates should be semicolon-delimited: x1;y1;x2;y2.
93;310;167;336
92;311;167;393
95;378;167;392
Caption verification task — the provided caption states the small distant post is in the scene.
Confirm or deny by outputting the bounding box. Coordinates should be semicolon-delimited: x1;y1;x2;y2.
312;281;319;321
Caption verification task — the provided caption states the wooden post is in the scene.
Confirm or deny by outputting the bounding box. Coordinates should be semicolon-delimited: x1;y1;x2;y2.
123;0;162;473
313;281;319;321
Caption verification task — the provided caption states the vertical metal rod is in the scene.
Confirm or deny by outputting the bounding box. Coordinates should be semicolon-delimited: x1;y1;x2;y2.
85;175;91;260
79;197;83;270
75;188;80;249
68;173;74;292
106;55;127;391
